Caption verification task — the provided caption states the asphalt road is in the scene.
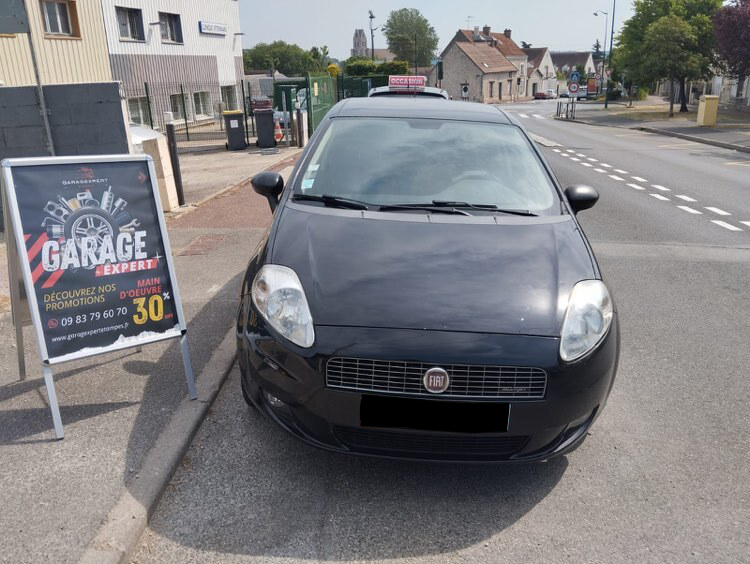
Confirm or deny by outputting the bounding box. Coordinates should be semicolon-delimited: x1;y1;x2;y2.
132;102;750;563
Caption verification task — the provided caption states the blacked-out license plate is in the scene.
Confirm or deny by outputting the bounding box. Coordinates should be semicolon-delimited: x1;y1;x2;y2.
360;395;510;433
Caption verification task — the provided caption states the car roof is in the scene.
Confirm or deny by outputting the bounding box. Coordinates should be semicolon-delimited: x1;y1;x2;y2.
330;97;513;124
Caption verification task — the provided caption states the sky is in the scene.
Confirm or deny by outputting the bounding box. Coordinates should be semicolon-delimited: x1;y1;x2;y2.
238;0;635;61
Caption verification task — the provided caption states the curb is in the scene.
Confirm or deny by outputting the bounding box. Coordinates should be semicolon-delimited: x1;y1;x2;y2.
166;148;303;221
637;127;750;154
77;331;238;564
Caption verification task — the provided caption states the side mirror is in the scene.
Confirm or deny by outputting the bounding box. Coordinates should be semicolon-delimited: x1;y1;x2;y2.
564;185;599;214
252;172;284;212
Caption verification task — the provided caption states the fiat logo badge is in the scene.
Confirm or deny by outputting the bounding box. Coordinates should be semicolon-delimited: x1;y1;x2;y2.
423;367;449;394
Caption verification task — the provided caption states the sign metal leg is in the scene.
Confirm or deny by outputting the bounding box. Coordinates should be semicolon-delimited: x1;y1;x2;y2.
15;319;26;381
180;335;197;400
42;365;64;439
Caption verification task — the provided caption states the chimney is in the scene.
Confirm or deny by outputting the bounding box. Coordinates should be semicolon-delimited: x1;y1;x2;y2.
482;25;491;36
473;26;480;40
504;28;512;39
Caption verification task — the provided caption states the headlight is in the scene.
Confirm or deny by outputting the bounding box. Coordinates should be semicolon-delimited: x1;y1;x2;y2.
251;265;314;348
560;280;613;362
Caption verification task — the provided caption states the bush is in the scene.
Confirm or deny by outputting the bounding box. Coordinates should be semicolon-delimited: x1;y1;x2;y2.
346;59;377;76
607;89;622;100
378;60;409;75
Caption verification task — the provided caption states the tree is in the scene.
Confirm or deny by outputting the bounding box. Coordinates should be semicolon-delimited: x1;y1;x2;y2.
642;15;702;115
309;45;330;71
381;8;439;67
616;0;722;112
243;41;318;76
713;0;750;97
592;39;604;60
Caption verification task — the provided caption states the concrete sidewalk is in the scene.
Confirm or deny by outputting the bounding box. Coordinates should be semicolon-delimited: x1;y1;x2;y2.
563;100;750;153
0;151;299;563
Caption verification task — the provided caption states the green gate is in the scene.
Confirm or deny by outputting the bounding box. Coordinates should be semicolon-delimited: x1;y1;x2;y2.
307;75;337;133
337;74;389;99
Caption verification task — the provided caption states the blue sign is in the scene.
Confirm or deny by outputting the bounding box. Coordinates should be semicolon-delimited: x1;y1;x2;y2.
570;71;581;83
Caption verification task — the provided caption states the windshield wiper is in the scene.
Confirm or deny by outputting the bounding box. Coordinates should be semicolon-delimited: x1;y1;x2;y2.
431;200;538;216
378;204;471;216
292;193;369;210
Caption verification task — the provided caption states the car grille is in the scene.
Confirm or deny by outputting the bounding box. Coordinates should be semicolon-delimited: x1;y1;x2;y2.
326;357;547;399
334;426;529;457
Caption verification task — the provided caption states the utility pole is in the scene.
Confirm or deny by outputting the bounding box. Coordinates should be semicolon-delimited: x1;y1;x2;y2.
368;10;377;62
605;0;616;109
414;32;418;77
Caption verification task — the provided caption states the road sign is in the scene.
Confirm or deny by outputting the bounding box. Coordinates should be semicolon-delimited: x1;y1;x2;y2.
568;82;580;94
570;71;581;83
1;155;195;438
595;73;602;80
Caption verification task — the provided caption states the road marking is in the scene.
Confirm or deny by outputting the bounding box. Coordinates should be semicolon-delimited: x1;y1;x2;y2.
587;158;598;162
600;163;612;168
533;114;545;119
594;168;607;173
677;205;702;214
631;176;647;182
675;195;697;202
519;113;529;119
705;207;730;216
650;193;670;201
609;175;625;181
723;161;750;167
740;221;750;228
552;148;561;153
576;153;586;157
614;169;628;174
627;183;645;190
566;149;575;153
582;163;593;167
711;220;743;231
651;184;671;192
658;142;700;149
570;157;581;161
207;284;221;295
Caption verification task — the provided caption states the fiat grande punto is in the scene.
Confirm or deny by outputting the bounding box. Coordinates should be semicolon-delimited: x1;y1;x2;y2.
236;97;619;462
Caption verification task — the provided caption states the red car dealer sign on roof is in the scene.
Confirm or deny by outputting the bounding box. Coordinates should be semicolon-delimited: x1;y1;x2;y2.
388;75;427;88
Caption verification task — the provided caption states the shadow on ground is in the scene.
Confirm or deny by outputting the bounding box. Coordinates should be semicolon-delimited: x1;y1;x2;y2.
140;367;569;561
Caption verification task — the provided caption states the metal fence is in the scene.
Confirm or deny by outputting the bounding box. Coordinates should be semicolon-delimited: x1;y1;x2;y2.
308;75;337;134
337;74;389;99
123;79;256;152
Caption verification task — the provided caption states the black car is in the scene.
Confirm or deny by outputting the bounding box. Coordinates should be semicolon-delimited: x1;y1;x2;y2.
237;97;619;462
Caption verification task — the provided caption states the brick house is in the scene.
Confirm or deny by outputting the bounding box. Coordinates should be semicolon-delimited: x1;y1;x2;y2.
437;26;528;102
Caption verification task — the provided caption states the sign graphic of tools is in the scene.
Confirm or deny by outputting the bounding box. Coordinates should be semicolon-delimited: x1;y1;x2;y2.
41;187;141;245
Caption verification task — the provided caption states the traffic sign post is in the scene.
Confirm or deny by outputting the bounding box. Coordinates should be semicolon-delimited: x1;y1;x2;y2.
568;82;580;95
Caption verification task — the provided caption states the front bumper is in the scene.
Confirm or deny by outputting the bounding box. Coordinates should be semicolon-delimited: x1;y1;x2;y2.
238;321;619;462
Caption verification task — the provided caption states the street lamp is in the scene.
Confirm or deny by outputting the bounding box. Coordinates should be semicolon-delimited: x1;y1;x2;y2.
593;10;608;98
368;10;378;62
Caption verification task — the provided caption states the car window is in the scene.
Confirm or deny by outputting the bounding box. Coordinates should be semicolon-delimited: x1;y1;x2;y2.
295;117;559;214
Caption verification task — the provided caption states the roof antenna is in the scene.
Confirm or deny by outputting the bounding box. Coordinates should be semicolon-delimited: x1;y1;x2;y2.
466;15;474;29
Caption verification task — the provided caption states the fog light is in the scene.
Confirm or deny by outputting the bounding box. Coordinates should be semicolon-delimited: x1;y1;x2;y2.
264;391;286;408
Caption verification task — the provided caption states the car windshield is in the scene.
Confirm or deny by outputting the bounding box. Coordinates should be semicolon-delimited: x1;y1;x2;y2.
294;117;559;214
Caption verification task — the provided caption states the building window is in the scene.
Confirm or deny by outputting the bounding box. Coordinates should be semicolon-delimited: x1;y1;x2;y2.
159;12;183;44
127;97;151;126
116;7;144;41
499;82;502;98
193;91;211;119
169;93;187;121
221;86;237;110
41;0;77;36
489;81;494;98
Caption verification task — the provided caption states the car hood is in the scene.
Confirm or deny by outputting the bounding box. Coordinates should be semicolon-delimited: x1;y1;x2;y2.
270;207;596;336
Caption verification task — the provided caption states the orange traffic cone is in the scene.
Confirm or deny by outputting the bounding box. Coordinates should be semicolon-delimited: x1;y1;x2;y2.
274;118;283;143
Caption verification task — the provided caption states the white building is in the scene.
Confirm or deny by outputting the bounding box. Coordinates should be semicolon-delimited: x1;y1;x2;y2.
99;0;243;128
